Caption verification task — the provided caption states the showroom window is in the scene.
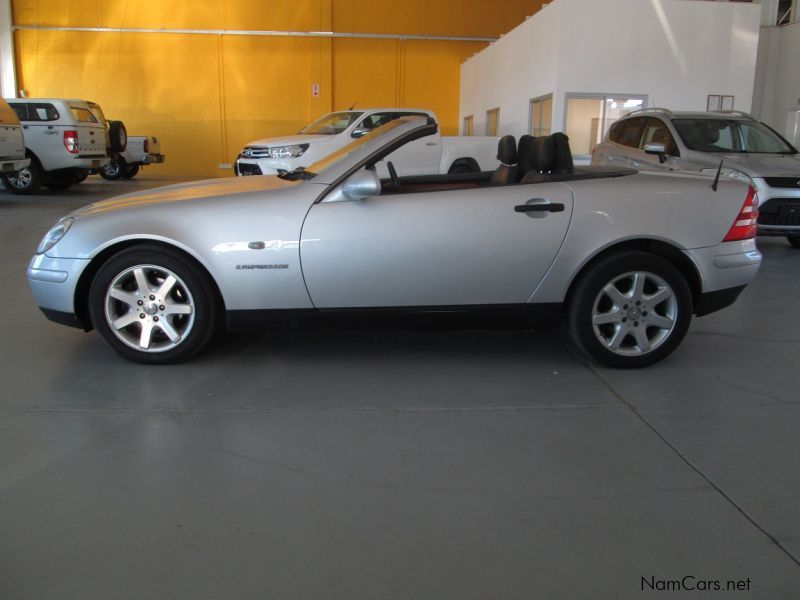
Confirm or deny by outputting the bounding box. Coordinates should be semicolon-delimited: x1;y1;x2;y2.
564;94;647;158
463;115;474;136
486;108;500;136
529;95;553;137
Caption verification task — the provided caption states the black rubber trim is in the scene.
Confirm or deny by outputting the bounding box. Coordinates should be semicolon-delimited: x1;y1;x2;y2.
40;307;87;330
226;303;562;332
694;285;746;317
77;154;107;159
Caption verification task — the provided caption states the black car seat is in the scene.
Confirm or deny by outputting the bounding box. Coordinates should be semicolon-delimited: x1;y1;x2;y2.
550;132;574;175
516;134;536;181
520;136;555;183
490;135;518;185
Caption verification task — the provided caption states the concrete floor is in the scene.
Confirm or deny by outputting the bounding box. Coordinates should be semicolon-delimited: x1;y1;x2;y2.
1;177;799;599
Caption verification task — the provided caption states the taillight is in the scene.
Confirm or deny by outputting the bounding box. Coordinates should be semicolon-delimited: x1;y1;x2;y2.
63;130;79;154
143;139;149;153
723;185;759;242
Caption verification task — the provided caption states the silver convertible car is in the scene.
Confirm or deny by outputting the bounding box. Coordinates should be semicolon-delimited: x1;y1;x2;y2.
29;117;761;367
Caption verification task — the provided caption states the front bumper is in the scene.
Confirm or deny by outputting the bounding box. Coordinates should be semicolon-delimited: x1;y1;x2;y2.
28;254;91;328
756;181;800;236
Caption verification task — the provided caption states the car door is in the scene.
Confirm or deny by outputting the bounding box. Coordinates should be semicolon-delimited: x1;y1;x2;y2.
299;178;573;308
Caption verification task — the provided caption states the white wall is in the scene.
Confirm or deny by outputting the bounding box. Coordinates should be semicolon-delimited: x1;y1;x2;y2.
460;0;762;140
753;21;800;146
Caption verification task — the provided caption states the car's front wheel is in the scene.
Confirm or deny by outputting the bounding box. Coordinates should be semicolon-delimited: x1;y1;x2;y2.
89;245;219;364
567;251;692;368
787;236;800;249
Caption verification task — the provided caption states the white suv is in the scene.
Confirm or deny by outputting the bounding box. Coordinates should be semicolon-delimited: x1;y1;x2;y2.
2;98;125;194
592;108;800;248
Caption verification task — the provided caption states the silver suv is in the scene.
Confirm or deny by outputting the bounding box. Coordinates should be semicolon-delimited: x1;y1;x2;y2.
592;108;800;248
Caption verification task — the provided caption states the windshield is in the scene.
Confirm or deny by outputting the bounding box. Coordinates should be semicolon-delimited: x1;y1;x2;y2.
279;118;421;181
299;111;363;135
672;118;796;154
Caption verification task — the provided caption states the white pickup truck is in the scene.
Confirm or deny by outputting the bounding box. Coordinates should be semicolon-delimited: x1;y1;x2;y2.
0;99;29;176
99;135;165;180
234;109;499;178
2;98;125;194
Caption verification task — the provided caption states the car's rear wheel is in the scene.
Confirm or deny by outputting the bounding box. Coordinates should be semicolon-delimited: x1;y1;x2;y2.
100;156;126;180
787;236;800;249
122;164;140;179
89;245;219;364
2;159;42;195
567;251;692;368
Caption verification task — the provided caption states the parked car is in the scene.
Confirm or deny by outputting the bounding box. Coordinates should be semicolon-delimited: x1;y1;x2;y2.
99;135;165;180
234;108;499;179
28;118;761;367
1;98;126;194
0;98;30;177
592;108;800;248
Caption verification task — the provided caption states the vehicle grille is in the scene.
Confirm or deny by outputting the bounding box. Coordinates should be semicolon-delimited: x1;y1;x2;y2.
241;146;270;159
764;177;800;189
236;162;262;176
758;198;800;226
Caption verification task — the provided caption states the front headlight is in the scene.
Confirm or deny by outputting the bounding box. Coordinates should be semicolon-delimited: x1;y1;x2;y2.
268;144;309;159
36;218;74;255
700;167;754;187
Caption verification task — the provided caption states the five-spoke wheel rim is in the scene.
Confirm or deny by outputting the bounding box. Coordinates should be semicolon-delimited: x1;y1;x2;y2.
104;264;195;353
591;271;678;356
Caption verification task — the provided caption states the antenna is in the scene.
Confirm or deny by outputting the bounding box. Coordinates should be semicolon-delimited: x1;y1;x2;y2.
348;101;358;110
711;159;724;191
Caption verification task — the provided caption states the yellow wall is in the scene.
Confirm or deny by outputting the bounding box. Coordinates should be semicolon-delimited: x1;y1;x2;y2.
12;0;544;177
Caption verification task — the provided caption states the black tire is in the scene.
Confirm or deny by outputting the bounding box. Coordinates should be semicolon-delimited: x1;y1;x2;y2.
109;120;127;153
88;245;219;364
787;236;800;249
567;251;692;368
122;164;140;179
2;159;42;195
99;156;126;180
42;171;73;191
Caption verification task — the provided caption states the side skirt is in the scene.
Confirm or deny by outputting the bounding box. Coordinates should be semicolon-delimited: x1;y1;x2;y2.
226;303;563;332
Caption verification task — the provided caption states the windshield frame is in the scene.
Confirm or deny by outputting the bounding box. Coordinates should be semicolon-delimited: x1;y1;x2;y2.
299;111;363;136
672;117;798;155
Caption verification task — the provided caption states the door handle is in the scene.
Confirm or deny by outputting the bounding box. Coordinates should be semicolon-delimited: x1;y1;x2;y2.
425;142;437;146
515;200;565;213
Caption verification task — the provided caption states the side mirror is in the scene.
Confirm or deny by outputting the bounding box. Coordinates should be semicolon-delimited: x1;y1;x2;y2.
644;143;667;164
351;128;368;138
342;170;381;201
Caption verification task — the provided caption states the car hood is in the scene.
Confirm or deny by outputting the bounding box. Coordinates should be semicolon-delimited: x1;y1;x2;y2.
244;134;335;148
71;176;304;219
719;153;800;177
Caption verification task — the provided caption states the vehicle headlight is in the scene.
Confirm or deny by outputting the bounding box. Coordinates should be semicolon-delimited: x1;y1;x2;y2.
36;218;74;255
268;144;309;159
700;167;754;187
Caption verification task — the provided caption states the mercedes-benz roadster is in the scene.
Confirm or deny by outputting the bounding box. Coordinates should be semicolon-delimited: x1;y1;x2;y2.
29;117;761;367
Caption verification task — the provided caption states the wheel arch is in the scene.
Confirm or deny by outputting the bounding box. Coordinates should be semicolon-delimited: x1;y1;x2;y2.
73;238;226;331
562;238;703;314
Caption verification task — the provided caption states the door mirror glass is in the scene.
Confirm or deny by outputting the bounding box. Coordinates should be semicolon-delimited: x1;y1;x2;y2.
342;169;381;201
